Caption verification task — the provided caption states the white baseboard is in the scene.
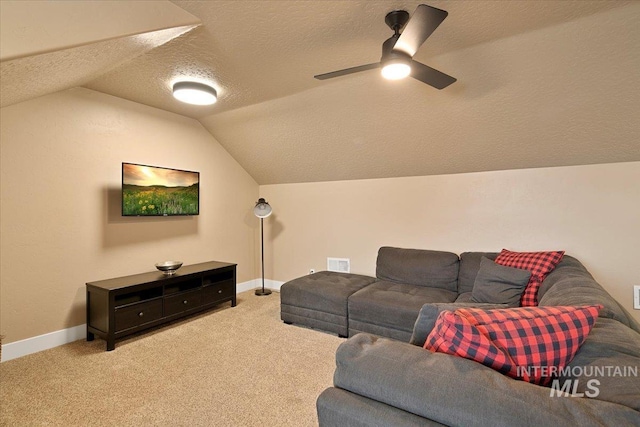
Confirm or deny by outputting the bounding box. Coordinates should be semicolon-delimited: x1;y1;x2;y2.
2;324;86;363
239;278;284;293
1;279;285;363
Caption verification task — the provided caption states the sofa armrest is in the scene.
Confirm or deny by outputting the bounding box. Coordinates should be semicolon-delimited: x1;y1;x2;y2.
334;334;640;427
317;387;446;427
410;302;508;346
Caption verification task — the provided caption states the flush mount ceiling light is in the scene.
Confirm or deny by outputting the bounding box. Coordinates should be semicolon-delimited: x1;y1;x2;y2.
172;81;217;105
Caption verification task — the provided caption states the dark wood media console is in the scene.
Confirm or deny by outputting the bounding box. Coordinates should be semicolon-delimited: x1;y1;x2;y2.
86;261;236;351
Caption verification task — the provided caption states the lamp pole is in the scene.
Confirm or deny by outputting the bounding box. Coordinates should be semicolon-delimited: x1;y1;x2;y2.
255;198;272;296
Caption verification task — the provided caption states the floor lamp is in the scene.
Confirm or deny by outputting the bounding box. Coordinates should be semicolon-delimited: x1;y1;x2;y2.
254;198;272;296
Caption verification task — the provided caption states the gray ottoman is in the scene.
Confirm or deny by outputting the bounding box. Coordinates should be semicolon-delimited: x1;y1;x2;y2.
280;271;376;337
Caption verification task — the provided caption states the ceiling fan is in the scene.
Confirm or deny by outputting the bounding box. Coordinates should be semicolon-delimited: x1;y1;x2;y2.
314;4;456;89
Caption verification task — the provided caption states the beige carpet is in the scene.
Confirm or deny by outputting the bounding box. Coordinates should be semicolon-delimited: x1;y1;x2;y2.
0;291;343;426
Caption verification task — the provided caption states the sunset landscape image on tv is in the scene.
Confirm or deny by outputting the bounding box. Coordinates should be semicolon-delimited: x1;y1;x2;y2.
122;163;199;216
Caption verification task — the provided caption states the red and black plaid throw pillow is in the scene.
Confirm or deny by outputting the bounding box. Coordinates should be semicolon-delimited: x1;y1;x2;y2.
424;305;601;386
494;249;565;306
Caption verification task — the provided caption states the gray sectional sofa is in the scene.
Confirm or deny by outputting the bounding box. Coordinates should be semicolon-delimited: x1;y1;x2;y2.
280;247;640;426
281;247;466;340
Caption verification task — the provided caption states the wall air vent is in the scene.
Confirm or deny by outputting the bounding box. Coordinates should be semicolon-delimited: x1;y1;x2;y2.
327;257;350;273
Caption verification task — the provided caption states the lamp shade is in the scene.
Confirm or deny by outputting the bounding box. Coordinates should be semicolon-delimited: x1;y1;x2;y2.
172;81;217;105
254;198;272;218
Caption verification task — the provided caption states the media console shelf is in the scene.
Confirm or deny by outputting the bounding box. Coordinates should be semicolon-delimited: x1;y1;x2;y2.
86;261;236;351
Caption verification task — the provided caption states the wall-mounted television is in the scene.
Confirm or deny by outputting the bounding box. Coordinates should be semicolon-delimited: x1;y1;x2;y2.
122;163;199;216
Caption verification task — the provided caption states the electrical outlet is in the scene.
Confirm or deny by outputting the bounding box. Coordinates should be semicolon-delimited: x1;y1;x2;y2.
634;286;640;310
309;269;315;274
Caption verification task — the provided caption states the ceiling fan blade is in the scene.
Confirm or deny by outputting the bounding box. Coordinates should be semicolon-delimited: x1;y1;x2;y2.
410;60;456;89
393;4;448;57
314;63;380;80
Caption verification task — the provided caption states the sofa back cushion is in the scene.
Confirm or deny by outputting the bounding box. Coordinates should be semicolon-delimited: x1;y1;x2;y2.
458;252;499;294
376;247;459;291
539;255;640;333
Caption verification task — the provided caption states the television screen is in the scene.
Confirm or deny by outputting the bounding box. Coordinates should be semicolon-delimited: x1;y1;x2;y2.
122;163;199;216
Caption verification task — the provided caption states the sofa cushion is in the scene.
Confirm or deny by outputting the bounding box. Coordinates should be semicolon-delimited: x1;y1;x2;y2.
454;292;474;303
558;317;640;411
471;257;531;306
494;249;565;306
280;271;376;315
348;281;458;336
457;252;499;295
424;305;601;386
280;271;377;336
376;247;459;291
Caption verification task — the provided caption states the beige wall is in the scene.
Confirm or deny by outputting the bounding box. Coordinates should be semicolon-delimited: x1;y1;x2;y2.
1;87;638;344
0;88;259;343
261;162;640;323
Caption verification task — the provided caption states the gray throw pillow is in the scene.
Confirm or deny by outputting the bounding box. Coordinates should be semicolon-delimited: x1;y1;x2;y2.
471;257;531;306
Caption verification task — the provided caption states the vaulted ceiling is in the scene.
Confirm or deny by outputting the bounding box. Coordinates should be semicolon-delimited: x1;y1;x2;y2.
2;1;639;184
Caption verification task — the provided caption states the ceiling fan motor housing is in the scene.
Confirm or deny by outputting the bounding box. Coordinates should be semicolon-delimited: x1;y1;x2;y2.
385;9;410;33
381;10;411;66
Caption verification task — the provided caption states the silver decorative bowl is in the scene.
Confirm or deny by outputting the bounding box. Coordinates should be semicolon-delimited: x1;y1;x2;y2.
155;261;183;275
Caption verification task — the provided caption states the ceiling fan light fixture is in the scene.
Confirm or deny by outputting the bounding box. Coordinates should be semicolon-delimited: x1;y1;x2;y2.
381;61;411;80
314;5;456;89
172;81;217;105
380;48;412;80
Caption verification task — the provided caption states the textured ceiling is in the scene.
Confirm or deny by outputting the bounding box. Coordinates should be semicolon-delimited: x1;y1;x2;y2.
2;1;639;184
0;26;195;108
84;0;633;117
0;0;199;108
